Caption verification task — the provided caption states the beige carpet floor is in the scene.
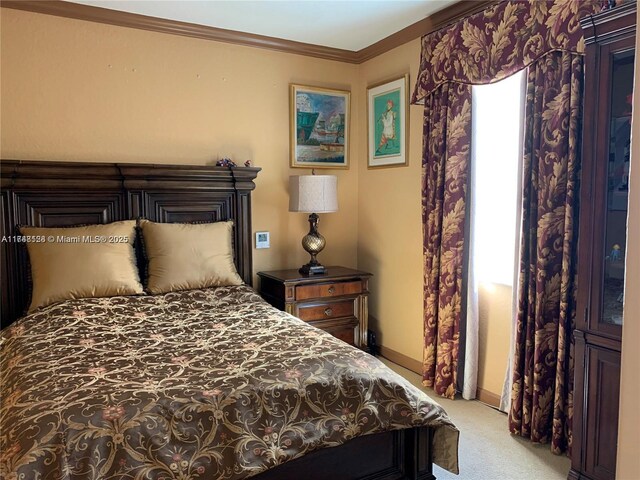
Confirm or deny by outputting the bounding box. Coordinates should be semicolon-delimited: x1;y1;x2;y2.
381;358;571;480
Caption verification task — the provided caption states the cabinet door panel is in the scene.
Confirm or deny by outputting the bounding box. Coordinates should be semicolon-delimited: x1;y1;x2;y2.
584;346;620;480
594;44;633;334
579;36;634;339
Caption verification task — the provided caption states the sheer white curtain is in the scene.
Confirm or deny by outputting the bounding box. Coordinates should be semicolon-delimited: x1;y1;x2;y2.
463;136;479;400
465;71;526;403
500;71;527;413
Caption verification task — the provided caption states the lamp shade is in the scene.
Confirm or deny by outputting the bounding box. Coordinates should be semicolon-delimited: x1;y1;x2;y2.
289;175;338;213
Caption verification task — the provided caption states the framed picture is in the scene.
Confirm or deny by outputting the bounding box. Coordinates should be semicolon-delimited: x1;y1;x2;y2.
290;84;350;169
367;75;409;169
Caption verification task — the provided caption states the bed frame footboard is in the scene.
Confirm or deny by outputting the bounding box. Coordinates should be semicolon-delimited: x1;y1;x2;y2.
255;426;435;480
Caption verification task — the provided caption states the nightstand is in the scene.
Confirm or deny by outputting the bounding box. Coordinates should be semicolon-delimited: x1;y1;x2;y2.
258;266;372;349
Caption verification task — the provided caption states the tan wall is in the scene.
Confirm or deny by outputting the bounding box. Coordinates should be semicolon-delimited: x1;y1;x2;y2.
477;283;512;397
356;40;510;399
615;8;640;478
356;38;425;364
0;8;361;279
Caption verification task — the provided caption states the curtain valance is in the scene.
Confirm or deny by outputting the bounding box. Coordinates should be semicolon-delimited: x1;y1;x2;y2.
411;0;601;104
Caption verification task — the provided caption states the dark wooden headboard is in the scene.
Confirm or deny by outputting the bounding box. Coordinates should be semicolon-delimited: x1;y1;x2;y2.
0;160;261;328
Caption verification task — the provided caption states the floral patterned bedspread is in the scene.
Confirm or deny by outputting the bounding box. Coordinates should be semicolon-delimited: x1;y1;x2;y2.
0;285;459;479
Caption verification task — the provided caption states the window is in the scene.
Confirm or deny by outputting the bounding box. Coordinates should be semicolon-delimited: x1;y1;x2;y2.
470;71;525;286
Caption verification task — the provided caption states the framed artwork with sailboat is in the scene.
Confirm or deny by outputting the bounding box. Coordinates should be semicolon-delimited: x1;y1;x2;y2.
290;84;350;169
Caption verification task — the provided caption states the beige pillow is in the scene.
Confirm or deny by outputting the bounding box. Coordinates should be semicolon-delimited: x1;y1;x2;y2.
140;220;243;294
21;221;143;312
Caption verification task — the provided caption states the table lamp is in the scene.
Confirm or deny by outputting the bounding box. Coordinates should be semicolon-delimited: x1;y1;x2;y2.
289;174;338;275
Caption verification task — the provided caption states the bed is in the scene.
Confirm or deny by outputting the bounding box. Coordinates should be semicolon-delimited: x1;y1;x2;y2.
0;160;459;480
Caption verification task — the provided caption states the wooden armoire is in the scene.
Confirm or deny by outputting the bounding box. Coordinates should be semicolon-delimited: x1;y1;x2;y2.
571;3;636;480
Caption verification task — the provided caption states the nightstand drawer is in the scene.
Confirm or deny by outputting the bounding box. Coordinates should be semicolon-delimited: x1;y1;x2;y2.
296;281;362;301
324;322;357;345
297;300;354;321
308;317;358;345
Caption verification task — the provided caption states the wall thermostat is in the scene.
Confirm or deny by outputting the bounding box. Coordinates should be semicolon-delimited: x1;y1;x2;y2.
255;231;270;249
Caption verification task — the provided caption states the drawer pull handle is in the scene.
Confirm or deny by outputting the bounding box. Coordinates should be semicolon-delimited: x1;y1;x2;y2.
324;308;333;317
328;287;335;294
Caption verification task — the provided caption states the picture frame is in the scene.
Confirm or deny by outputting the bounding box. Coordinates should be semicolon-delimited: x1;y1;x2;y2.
367;74;409;169
290;84;350;169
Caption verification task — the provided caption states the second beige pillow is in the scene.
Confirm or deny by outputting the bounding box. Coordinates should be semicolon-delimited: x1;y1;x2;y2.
140;220;243;294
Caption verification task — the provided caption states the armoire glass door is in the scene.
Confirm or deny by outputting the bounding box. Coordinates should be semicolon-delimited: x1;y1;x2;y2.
602;49;633;327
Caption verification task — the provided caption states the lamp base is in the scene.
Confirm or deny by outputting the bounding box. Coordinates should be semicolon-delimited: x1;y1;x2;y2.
299;264;326;275
299;213;327;276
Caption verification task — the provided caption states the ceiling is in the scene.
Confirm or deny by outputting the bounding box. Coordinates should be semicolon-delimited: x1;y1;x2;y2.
69;1;459;51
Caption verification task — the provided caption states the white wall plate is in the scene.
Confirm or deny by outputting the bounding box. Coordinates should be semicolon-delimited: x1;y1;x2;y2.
255;231;270;249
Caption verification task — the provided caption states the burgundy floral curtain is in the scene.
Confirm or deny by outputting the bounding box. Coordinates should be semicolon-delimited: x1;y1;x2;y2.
412;1;600;105
422;83;472;399
508;50;583;455
412;0;600;450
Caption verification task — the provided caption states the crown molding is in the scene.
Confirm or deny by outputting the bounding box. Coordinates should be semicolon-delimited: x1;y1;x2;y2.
1;0;360;63
1;0;497;64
